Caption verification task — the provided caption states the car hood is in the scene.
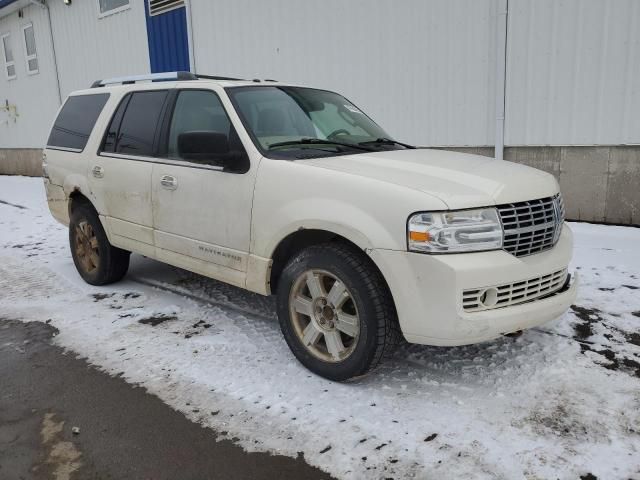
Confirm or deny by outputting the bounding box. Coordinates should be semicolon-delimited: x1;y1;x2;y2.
303;148;559;209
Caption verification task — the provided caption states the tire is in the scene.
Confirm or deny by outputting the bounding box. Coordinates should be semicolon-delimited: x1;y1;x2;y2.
276;243;401;381
69;203;130;285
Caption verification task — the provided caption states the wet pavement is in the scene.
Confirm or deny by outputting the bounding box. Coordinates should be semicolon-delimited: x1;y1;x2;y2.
0;319;333;480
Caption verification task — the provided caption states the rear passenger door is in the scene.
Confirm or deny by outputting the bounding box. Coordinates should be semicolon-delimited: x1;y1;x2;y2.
92;89;169;255
151;88;255;288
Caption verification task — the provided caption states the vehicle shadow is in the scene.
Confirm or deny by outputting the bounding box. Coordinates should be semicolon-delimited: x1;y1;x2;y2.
129;254;573;389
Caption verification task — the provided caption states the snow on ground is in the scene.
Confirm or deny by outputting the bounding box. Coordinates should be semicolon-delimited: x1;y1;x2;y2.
1;175;639;479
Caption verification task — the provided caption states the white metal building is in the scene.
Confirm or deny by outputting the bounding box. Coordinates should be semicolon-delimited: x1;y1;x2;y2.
0;0;638;224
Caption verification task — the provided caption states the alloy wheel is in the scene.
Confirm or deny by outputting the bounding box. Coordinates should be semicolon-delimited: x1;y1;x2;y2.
288;269;360;362
74;220;100;274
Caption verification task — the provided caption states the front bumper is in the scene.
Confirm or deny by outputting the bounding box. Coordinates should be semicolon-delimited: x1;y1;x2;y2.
370;224;577;346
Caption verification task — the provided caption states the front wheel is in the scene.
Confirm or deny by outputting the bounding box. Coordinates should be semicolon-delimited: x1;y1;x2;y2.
276;243;401;381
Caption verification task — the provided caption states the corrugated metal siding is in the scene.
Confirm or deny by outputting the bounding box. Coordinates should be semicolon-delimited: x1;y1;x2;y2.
2;1;639;149
505;0;640;145
0;5;60;148
144;0;189;73
0;0;150;148
189;0;498;147
0;0;18;10
48;0;150;96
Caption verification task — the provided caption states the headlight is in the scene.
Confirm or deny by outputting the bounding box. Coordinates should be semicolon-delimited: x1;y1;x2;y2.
407;208;503;253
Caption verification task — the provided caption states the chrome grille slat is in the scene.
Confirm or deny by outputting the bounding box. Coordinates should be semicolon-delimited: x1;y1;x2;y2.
463;269;568;312
497;194;565;257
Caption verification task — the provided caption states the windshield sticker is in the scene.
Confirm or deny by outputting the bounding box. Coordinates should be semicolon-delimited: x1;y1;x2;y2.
344;104;363;114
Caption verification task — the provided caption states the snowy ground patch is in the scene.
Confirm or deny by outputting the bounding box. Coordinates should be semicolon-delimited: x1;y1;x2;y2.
1;175;639;479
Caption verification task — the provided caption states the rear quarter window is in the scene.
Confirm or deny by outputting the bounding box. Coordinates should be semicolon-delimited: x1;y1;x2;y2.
47;93;110;151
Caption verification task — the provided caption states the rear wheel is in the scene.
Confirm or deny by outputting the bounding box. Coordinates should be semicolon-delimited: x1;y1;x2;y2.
69;204;130;285
276;243;401;381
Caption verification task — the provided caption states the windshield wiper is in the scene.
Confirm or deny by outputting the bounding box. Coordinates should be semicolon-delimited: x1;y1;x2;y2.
358;138;416;149
268;138;375;152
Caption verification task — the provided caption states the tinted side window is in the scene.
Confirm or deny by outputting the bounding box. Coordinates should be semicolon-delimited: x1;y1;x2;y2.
116;90;168;156
101;94;130;153
167;90;246;169
47;93;109;151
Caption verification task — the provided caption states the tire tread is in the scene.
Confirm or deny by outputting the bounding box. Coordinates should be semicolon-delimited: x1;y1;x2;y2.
70;204;130;285
278;242;402;380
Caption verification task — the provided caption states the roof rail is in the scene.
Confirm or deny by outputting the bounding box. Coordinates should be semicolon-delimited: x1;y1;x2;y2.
195;74;246;81
91;71;197;88
91;71;253;88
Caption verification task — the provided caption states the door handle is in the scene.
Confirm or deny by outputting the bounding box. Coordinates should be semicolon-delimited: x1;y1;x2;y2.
92;165;104;178
160;175;178;190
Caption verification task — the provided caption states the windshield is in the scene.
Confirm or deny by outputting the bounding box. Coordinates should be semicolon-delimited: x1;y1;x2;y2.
227;86;408;159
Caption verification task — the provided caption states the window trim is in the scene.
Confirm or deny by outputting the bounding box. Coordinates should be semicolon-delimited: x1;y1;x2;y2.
96;0;131;19
225;85;386;161
46;93;111;153
1;32;16;80
21;23;38;76
98;152;225;172
98;87;250;174
159;87;250;173
98;89;170;157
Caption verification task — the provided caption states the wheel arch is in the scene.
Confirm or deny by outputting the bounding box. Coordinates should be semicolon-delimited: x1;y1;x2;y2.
68;189;96;216
268;228;394;305
67;189;113;244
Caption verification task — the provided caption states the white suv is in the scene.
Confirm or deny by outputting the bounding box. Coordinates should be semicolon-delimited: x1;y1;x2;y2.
43;72;577;381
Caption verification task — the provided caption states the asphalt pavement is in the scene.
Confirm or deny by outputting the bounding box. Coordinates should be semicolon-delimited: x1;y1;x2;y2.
0;318;333;480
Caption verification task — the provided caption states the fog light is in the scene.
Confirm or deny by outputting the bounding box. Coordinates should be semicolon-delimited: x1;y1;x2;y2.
479;287;498;307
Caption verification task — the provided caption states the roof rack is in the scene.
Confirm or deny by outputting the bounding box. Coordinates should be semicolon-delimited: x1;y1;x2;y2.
90;71;248;88
195;74;246;81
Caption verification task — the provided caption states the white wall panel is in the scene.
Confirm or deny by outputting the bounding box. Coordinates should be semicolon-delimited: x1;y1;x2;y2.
505;0;640;145
0;0;150;148
189;0;498;147
3;0;639;149
0;4;60;148
49;0;150;97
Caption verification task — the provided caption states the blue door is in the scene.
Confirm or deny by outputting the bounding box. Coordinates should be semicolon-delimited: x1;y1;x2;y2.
144;0;190;73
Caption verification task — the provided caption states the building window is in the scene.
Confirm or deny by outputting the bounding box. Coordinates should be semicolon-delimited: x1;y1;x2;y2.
22;24;38;75
98;0;130;17
1;33;16;80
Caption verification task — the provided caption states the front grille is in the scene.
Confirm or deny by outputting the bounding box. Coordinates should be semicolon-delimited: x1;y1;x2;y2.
497;194;564;257
462;269;568;312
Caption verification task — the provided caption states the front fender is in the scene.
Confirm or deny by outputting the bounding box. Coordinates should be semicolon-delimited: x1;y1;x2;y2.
258;198;398;259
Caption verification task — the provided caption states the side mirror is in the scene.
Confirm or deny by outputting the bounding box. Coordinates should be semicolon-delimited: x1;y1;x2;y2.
178;131;229;162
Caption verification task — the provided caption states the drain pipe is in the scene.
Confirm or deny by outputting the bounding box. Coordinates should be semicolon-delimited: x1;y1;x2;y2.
494;0;508;160
185;0;196;73
29;0;62;105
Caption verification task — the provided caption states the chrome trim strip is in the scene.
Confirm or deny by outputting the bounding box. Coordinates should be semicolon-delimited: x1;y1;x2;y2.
98;152;224;171
502;220;557;236
497;193;564;258
46;146;83;153
462;268;568;312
